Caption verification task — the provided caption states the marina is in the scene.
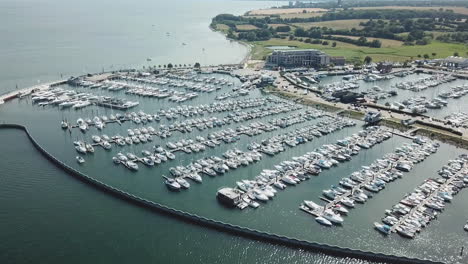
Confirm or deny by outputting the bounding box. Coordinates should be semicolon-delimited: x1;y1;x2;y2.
2;62;468;264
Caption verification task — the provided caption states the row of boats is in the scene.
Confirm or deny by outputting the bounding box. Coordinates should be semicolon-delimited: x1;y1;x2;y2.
221;127;392;210
112;147;176;171
107;110;329;170
165;148;264;191
166;116;355;193
392;74;456;92
389;84;468;113
374;154;468;238
305;138;439;227
73;71;236;103
31;87;138;110
444;112;468;127
64;97;273;131
72;103;310;155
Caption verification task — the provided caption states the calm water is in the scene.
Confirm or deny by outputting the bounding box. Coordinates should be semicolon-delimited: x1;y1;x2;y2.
1;1;468;263
0;0;281;94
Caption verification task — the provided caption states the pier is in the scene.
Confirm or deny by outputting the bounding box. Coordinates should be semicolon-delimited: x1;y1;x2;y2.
0;80;66;105
388;161;467;234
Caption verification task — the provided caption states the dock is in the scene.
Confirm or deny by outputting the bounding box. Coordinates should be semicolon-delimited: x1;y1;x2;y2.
388;161;467;234
0;80;66;105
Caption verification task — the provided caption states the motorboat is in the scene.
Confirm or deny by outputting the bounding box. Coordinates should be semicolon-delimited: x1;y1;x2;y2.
76;156;85;164
304;200;322;210
315;216;332;227
176;178;190;189
340;197;355;208
374;222;391;235
187;173;202;183
126;161;139;171
322;209;344;224
253;189;269;202
165;177;181;191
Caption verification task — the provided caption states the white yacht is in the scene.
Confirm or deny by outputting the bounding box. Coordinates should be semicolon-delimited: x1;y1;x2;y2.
76;156;85;164
322;209;344;224
315;216;332;227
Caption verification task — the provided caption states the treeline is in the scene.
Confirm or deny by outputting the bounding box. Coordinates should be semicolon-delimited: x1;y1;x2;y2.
212;9;468;45
286;0;468;9
436;32;468;42
213;9;468;27
278;9;467;24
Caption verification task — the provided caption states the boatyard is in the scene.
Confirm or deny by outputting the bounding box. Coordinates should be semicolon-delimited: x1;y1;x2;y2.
1;65;467;264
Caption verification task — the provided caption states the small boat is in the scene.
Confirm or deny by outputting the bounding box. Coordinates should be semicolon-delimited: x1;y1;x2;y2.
316;216;332;227
176;178;190;189
164;177;181;191
322;209;344;224
374;222;391;235
76;156;85;164
304;200;322;210
126;161;139;171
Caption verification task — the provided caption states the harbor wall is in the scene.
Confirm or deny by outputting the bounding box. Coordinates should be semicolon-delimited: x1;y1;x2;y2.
0;123;445;264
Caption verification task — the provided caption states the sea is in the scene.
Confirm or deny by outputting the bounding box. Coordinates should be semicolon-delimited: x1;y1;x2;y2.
1;1;467;264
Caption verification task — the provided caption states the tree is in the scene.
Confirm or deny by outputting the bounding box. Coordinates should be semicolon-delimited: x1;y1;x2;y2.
432;52;437;57
332;42;337;47
194;62;201;68
167;63;173;69
294;28;307;37
423;54;429;59
370;39;382;48
417;54;422;58
302;10;307;13
364;56;372;64
322;41;329;45
454;52;459;56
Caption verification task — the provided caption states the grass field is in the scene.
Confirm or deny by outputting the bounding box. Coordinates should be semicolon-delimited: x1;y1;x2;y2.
330;35;404;47
215;24;230;34
268;24;290;29
249;38;468;63
293;19;368;30
236;24;258;31
279;12;326;19
248;8;328;15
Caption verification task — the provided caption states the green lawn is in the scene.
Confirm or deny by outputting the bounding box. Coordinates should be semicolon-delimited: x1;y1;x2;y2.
215;24;230;34
250;38;468;63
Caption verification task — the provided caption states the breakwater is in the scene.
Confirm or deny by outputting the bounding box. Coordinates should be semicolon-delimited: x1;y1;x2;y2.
0;123;446;264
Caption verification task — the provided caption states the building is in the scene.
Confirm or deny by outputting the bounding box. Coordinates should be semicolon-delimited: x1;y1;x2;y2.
266;49;331;68
330;56;346;66
440;56;468;69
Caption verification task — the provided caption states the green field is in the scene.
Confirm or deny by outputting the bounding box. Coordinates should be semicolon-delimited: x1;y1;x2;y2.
330;35;404;48
215;24;230;34
236;24;258;31
249;38;468;63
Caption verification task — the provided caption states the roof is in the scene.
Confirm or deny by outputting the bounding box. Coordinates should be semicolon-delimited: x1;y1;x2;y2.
443;56;468;63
